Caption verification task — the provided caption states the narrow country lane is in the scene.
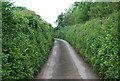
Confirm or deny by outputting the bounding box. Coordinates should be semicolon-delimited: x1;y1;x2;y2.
35;38;100;79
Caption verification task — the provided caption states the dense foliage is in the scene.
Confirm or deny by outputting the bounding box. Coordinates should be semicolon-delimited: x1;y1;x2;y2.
0;1;2;80
2;1;53;80
55;2;119;80
56;2;119;27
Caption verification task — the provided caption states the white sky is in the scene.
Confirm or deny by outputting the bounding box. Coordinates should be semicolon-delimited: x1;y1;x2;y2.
11;0;83;27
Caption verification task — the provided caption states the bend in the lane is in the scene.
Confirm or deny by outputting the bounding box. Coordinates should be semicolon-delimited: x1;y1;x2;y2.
35;38;101;80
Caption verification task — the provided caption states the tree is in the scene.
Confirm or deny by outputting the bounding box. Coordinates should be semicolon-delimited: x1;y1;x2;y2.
55;13;65;27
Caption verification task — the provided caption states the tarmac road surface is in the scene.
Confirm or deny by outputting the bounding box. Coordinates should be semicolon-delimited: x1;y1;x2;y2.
35;38;100;80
